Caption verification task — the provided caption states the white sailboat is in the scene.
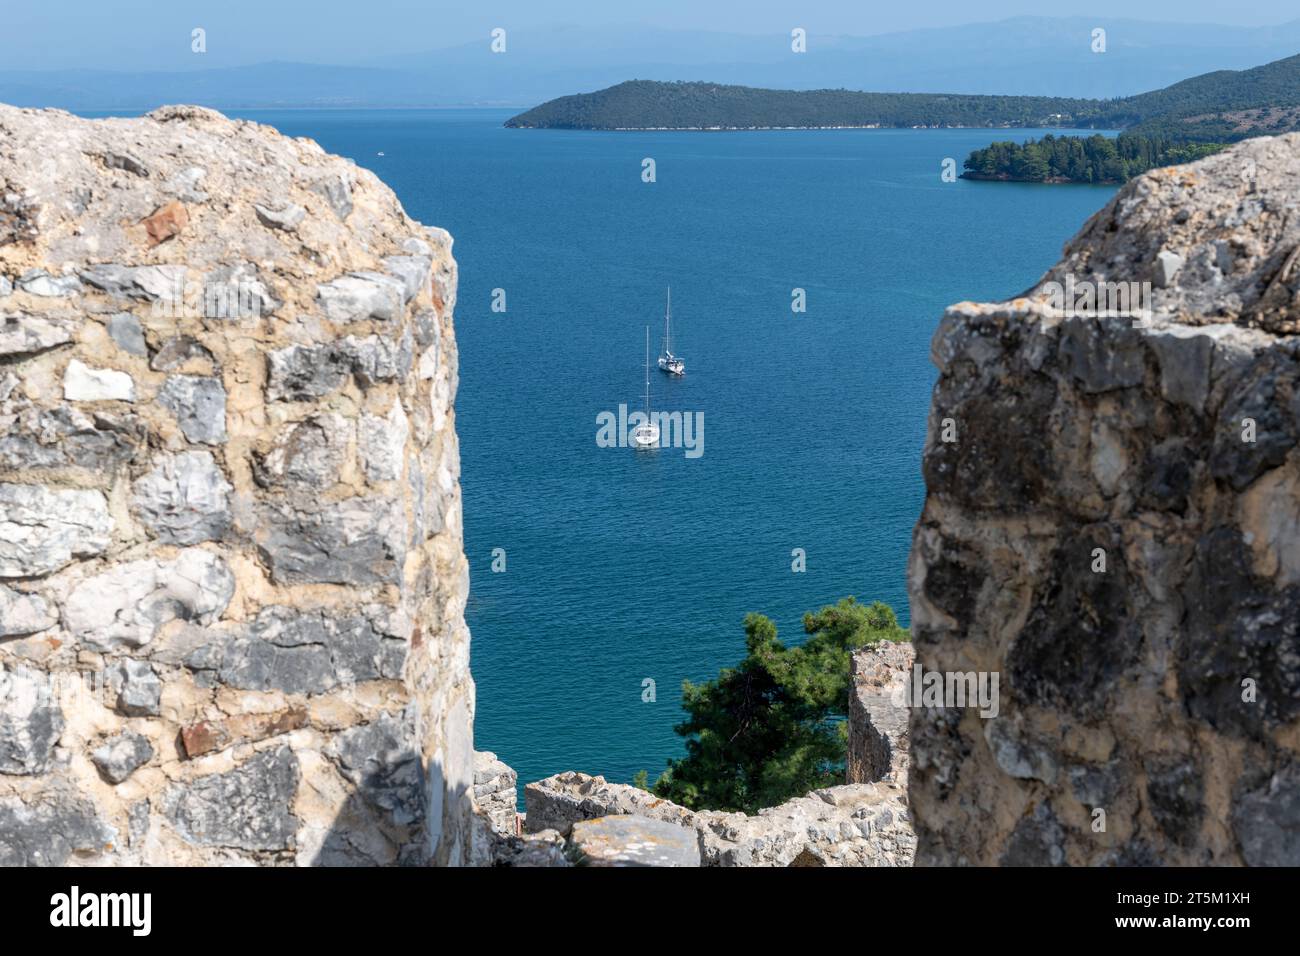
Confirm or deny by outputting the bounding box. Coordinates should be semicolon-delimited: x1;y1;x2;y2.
631;325;660;449
657;287;685;376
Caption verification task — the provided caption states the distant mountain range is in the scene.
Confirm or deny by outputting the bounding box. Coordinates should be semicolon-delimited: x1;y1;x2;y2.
504;54;1300;140
6;17;1300;110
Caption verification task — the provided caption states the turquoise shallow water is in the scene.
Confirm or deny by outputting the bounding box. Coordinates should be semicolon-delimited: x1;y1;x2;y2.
222;110;1115;791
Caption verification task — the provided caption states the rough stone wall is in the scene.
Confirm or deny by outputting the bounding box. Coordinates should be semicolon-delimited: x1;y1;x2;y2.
0;104;474;865
524;771;915;866
909;134;1300;865
847;640;913;785
469;750;521;865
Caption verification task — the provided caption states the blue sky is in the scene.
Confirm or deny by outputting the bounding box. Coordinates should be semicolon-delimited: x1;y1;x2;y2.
5;0;1297;71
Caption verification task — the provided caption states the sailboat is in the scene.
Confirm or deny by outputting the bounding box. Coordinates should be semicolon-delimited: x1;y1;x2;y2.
657;287;685;376
631;325;660;449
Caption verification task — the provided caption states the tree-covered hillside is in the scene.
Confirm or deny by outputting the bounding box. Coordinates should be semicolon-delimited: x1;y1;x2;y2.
963;133;1228;184
505;53;1300;137
506;80;1109;130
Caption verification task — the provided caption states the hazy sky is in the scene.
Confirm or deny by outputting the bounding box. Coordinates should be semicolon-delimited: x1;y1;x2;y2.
6;0;1297;70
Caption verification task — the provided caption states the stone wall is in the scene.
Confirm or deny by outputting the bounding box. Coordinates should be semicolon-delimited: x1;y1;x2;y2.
0;104;474;865
524;771;915;866
847;640;913;785
909;134;1300;865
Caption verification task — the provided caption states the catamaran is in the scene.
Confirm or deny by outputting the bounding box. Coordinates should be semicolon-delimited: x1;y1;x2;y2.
657;287;685;376
631;325;660;449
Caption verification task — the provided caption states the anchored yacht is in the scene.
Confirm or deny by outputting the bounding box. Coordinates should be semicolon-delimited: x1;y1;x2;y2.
657;287;685;376
631;326;660;449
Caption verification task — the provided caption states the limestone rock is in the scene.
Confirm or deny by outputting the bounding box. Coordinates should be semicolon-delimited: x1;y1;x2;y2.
910;134;1300;865
150;335;214;372
256;498;404;586
91;732;154;784
162;747;300;851
0;404;143;474
105;660;163;717
206;605;405;695
63;358;135;402
200;262;278;318
487;828;572;867
1233;765;1300;866
0;483;112;578
0;584;56;637
311;173;353;220
0;665;64;775
525;770;694;835
344;330;414;386
266;344;351;402
1036;133;1300;333
169;165;209;202
383;255;433;302
469;751;521;866
1154;249;1184;289
81;264;185;303
359;401;409;481
696;783;916;867
0;789;114;865
131;450;232;544
158;374;227;444
107;312;147;355
327;711;423;827
473;751;520;836
569;814;701;867
65;549;234;651
254;202;306;232
102;150;150;177
0;313;71;356
254;414;352;488
317;272;406;323
17;270;82;297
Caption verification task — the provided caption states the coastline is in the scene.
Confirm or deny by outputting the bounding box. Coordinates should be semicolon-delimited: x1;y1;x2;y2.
505;123;1089;132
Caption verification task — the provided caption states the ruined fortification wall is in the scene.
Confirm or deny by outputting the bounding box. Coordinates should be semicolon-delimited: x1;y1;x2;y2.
522;770;915;866
0;104;474;865
847;640;913;785
909;134;1300;865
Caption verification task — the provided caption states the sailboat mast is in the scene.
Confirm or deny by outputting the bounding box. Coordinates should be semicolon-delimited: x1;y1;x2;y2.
644;325;651;418
665;286;671;354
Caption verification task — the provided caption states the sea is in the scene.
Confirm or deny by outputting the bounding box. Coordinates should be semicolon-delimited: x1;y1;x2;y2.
201;109;1117;792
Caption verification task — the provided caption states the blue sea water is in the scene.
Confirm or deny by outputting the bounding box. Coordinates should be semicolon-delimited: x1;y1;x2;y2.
227;109;1115;792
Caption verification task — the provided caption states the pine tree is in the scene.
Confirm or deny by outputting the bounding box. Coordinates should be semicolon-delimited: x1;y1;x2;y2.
649;597;908;813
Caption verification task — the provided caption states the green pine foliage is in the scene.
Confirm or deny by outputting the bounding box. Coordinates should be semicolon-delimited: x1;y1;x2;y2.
962;132;1228;184
645;597;908;814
